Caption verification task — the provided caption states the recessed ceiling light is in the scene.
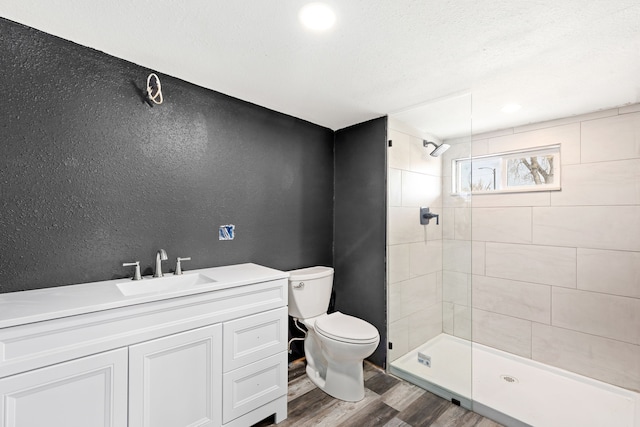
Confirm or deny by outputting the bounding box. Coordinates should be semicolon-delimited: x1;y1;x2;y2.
299;3;336;31
501;103;522;114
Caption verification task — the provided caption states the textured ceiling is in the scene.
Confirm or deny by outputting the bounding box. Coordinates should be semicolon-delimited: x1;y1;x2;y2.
1;0;639;138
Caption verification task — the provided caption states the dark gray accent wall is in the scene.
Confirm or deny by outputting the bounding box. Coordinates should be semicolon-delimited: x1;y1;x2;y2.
0;19;334;293
334;117;388;367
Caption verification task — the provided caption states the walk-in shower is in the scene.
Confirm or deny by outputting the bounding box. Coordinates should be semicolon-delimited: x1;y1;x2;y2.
387;94;640;427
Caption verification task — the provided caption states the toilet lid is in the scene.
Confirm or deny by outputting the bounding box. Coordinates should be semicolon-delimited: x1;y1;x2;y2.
315;312;379;344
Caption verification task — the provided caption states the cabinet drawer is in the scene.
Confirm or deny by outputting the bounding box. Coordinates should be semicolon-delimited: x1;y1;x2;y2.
222;352;287;424
223;307;287;372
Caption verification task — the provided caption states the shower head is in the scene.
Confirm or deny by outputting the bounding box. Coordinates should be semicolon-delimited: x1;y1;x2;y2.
423;140;451;157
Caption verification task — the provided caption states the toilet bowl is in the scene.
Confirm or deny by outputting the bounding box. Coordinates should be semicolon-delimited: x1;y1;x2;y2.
288;266;380;402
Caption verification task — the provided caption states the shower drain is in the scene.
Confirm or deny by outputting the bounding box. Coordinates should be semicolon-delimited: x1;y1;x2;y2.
500;374;519;383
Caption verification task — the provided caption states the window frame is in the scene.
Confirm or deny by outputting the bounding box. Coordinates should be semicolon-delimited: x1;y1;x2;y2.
451;144;561;195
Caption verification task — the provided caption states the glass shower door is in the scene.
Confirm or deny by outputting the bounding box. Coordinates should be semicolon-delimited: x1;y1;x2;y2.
387;93;473;407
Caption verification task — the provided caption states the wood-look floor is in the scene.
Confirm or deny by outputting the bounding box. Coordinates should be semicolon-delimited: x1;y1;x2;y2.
254;360;503;427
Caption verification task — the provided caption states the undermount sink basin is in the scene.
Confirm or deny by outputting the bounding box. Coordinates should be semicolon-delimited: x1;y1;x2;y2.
117;273;217;296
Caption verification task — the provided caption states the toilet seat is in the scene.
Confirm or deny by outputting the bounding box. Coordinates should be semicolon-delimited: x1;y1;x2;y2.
315;312;379;344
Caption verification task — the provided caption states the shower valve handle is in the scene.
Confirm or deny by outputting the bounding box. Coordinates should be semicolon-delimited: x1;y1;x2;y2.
423;213;439;225
420;207;439;225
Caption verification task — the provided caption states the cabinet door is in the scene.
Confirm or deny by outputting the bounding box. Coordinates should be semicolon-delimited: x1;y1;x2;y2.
0;348;128;427
129;324;222;427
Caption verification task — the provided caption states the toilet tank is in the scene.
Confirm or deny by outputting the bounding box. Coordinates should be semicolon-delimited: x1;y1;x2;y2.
288;266;334;319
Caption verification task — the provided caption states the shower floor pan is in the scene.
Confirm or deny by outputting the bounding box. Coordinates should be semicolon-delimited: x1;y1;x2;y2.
390;334;640;427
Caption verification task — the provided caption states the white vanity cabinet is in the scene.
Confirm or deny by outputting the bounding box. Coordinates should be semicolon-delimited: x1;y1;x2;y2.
222;307;288;425
0;348;128;427
0;264;289;427
129;324;223;427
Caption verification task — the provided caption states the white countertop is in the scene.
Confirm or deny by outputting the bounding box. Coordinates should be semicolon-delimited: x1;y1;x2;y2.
0;263;289;329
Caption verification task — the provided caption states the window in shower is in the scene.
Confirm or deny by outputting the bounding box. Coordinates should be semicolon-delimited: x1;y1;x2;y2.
452;144;561;194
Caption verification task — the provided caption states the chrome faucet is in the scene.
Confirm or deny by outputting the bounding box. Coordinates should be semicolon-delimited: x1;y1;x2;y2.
174;257;191;275
154;249;168;277
122;261;142;280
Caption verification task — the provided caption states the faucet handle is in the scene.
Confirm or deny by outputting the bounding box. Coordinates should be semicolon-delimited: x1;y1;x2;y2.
174;257;191;275
122;261;142;281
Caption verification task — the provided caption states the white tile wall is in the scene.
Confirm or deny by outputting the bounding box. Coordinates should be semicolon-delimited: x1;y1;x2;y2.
581;112;640;163
532;323;640;392
472;207;532;244
401;171;442;207
387;127;447;362
552;287;640;345
467;105;640;391
443;178;471;208
485;243;577;288
472;128;514;141
453;305;471;340
471;191;550;208
442;208;455;240
388;168;402;206
487;123;581;165
409;241;442;277
442;271;470;306
472;309;532;358
470;137;491;157
397;274;440;319
388;244;411;284
513;108;617;134
408;305;443;350
620;104;640;114
388;207;425;245
388;317;410;362
454;207;471;240
550;159;640;206
442;302;454;335
426;218;443;241
471;241;486;276
533;206;640;251
577;248;640;298
472;275;551;324
442;239;471;274
388;281;402;323
388;130;411;170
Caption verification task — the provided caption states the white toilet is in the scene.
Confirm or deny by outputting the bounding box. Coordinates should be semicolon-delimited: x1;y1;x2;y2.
288;266;380;402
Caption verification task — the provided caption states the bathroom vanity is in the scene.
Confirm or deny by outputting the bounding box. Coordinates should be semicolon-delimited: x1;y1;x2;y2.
0;263;289;427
